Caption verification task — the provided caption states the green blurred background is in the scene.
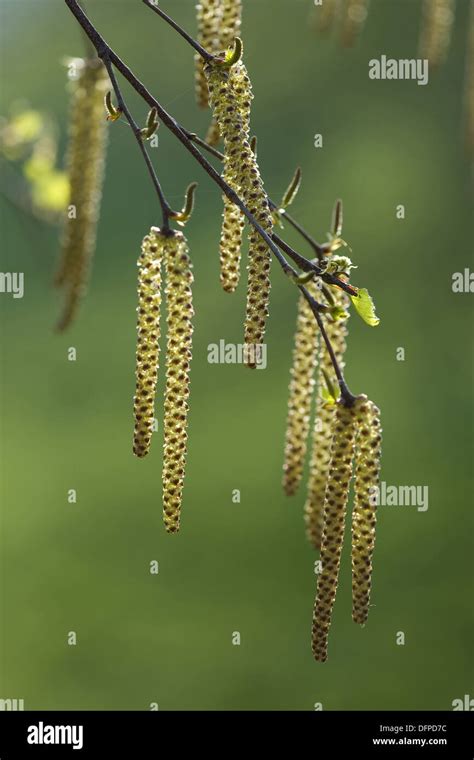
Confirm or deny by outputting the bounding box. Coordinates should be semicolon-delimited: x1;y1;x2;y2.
0;0;473;710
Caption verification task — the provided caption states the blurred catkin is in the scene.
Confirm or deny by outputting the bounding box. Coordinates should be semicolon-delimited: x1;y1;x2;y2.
282;283;320;496
311;396;363;663
195;1;222;109
341;0;370;47
162;232;194;533
419;0;455;66
133;228;164;458
54;58;108;331
205;52;273;366
311;0;341;35
304;287;349;550
351;399;382;625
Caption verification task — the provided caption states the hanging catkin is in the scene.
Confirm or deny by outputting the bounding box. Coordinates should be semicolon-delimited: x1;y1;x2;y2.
311;396;363;663
304;287;349;550
195;1;222;109
219;60;252;293
282;283;320;496
162;232;194;533
205;48;273;366
351;399;382;625
54;58;108;331
419;0;455;66
221;0;242;44
132;228;164;458
341;0;370;47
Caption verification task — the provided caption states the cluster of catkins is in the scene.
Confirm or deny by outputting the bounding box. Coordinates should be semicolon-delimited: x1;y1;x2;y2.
133;228;194;534
282;207;381;662
195;0;243;145
203;44;273;367
54;58;109;332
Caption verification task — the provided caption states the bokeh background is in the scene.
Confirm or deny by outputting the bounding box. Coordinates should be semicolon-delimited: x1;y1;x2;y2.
0;0;472;710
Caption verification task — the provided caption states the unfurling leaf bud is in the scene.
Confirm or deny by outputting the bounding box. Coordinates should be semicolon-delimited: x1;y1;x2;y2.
280;167;302;211
170;182;198;226
133;228;164;458
162;232;194;533
351;400;382;625
282;284;319;496
54;58;109;331
104;90;121;122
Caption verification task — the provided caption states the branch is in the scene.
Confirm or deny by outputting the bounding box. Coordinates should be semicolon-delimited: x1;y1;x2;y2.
142;0;213;62
101;54;172;231
299;285;356;406
182;129;357;297
63;0;356;401
183;131;326;258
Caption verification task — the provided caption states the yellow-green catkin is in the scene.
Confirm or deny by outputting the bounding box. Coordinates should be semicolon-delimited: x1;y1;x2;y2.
351;399;382;625
219;60;251;294
132;229;164;458
195;1;222;109
304;288;349;550
55;58;108;331
221;0;242;45
205;54;272;363
311;396;363;663
419;0;455;67
205;117;221;147
162;232;194;533
282;285;320;496
341;0;370;47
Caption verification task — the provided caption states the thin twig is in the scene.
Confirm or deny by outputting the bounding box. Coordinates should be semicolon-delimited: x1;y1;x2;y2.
142;0;213;62
102;54;172;230
300;285;356;406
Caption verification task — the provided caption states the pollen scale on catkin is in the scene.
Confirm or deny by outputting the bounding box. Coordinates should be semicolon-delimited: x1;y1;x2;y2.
54;57;109;332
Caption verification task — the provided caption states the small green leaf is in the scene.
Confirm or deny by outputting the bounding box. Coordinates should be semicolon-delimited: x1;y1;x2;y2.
321;369;338;404
350;288;380;326
329;305;348;321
